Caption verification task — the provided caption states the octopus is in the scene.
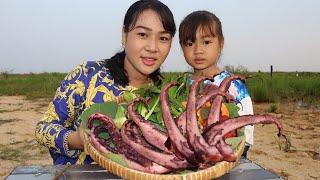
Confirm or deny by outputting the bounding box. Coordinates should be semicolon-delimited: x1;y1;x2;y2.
86;74;287;173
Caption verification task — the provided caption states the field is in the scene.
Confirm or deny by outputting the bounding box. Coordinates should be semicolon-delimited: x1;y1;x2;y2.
0;71;320;179
1;71;320;104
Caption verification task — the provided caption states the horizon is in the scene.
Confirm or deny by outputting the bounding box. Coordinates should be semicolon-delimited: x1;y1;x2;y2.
1;0;319;73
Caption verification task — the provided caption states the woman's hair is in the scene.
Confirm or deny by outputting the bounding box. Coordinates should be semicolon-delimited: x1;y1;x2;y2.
179;10;224;47
105;0;176;86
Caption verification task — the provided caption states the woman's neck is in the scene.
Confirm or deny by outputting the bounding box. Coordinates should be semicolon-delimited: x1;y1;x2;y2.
124;68;150;88
129;76;151;88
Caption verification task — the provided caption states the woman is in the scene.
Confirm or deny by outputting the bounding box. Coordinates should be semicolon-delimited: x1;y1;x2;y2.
35;0;176;165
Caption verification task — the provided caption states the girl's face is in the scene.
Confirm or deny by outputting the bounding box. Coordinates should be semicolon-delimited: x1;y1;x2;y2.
181;27;223;76
122;9;172;80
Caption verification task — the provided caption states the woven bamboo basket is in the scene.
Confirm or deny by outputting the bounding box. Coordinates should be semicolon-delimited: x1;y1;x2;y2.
83;95;246;180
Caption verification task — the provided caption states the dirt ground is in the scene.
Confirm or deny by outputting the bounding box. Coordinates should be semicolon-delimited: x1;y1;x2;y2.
0;96;319;180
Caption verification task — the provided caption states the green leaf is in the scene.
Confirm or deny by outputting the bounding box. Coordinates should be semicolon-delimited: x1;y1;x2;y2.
145;96;160;120
169;97;185;113
225;136;244;151
100;102;119;118
147;113;157;123
156;111;164;128
147;96;158;109
224;103;240;118
101;153;128;167
225;127;245;150
167;85;178;98
170;106;181;118
114;105;127;128
198;81;204;97
98;132;111;139
123;91;137;104
175;169;194;174
200;106;210;120
115;103;126;119
113;117;127;129
237;127;245;137
175;82;183;96
80;102;127;131
135;101;148;118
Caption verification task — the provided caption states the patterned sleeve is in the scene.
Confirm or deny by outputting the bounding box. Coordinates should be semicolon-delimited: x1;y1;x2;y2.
35;62;88;157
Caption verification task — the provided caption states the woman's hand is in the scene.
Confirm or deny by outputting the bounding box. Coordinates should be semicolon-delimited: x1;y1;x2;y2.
68;130;85;151
78;127;89;154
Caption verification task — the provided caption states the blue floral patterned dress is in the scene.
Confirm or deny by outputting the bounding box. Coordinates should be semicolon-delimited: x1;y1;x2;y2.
35;60;136;165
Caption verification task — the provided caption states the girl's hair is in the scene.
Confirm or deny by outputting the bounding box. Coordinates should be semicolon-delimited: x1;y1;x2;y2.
179;10;224;47
105;0;176;86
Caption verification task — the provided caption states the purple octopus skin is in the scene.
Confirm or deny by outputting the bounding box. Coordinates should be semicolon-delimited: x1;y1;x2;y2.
202;83;219;95
121;120;195;171
202;74;247;161
205;74;246;131
186;76;224;162
85;73;287;173
205;115;286;146
172;86;236;162
216;139;236;162
175;87;234;136
128;97;170;153
160;81;198;164
87;113;171;174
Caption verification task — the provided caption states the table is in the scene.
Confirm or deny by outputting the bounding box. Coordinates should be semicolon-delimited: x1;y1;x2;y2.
5;158;284;180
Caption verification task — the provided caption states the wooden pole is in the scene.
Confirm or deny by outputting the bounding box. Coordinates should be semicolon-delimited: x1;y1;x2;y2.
270;65;273;78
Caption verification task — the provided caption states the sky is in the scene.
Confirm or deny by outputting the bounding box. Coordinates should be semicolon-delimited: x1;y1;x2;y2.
1;0;320;74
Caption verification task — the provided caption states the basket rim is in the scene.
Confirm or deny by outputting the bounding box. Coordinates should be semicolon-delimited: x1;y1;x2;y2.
83;131;245;180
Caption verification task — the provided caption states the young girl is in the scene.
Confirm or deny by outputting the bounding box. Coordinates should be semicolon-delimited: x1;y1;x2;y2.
35;0;176;165
179;10;253;157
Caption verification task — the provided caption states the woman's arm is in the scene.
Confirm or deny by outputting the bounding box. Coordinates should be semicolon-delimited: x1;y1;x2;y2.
35;63;88;157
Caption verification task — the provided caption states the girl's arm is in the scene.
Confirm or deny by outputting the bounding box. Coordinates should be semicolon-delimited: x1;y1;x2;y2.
237;96;254;145
229;79;254;145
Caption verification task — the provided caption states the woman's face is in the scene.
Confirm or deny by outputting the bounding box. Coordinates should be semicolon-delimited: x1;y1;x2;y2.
122;9;172;79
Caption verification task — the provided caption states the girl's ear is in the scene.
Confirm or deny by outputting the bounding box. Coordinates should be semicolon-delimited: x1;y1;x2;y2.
122;26;127;47
219;39;224;51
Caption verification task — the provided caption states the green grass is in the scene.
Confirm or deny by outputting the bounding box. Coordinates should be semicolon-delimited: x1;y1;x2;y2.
164;71;320;104
243;72;320;104
268;103;279;113
0;72;67;99
0;71;319;104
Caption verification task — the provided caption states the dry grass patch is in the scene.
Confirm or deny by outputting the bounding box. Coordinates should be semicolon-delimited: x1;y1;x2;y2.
0;118;20;126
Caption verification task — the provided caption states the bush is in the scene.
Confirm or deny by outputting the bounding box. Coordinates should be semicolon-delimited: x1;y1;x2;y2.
223;65;249;74
268;103;279;113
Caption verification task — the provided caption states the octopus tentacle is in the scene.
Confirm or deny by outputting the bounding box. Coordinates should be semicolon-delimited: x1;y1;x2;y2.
176;88;234;135
128;97;170;153
205;115;286;146
87;113;170;174
160;81;198;164
205;74;246;131
186;77;223;162
121;120;195;170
